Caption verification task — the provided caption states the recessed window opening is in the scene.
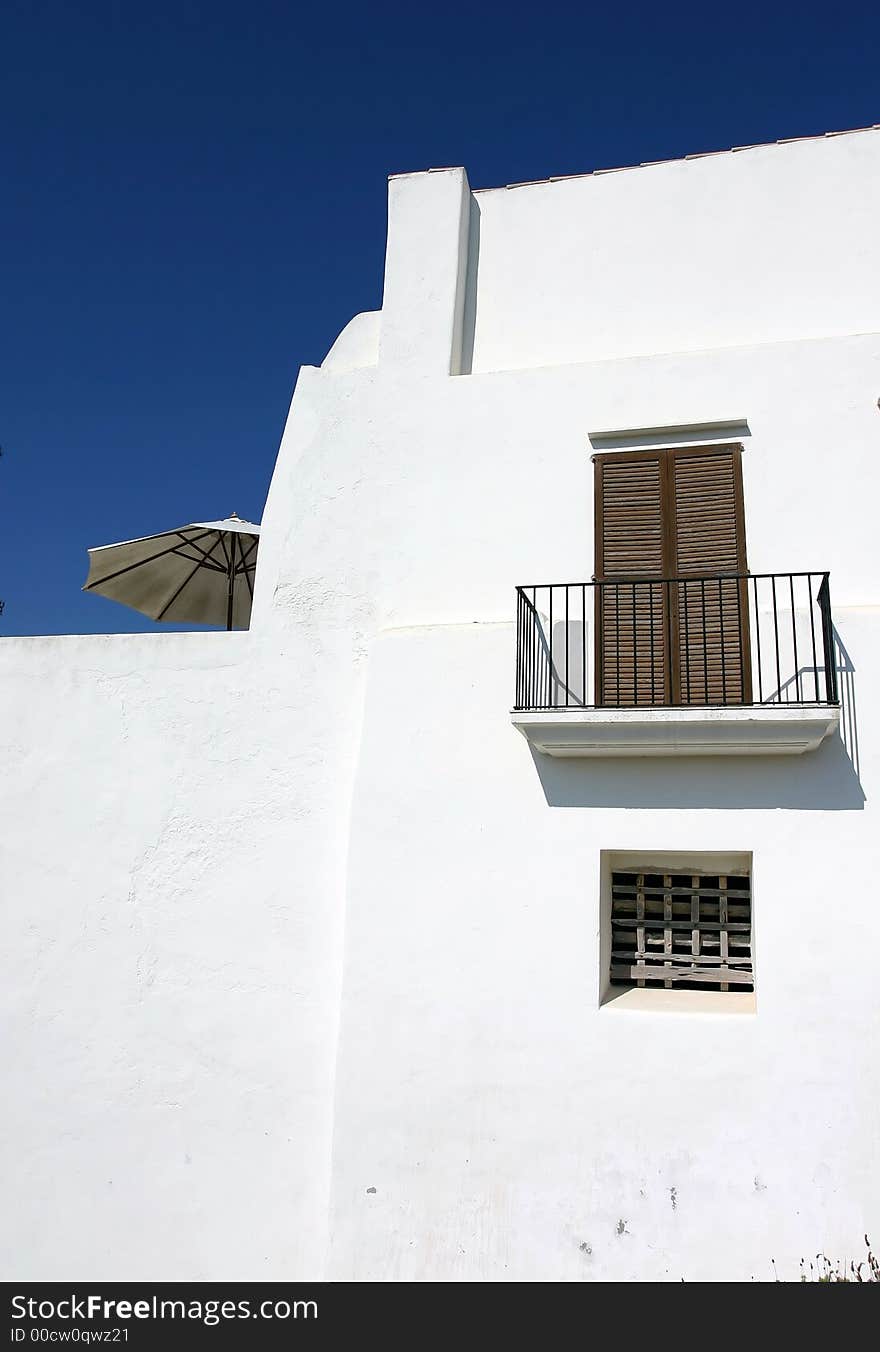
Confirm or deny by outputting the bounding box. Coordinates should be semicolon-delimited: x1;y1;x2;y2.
610;869;753;993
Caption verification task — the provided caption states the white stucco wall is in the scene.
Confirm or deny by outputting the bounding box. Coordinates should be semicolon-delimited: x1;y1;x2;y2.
467;128;880;373
2;128;878;1281
0;628;367;1280
328;614;876;1281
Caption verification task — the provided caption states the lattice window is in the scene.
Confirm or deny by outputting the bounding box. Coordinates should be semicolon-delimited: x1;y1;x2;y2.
610;869;753;991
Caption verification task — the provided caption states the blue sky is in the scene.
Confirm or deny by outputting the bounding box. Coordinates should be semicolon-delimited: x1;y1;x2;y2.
3;1;879;634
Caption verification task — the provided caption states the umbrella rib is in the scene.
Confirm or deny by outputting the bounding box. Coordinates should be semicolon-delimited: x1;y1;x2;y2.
173;533;228;572
216;532;232;572
241;555;255;601
84;530;216;589
235;537;258;575
155;554;212;622
170;550;226;574
198;531;231;568
236;536;258;564
156;529;232;621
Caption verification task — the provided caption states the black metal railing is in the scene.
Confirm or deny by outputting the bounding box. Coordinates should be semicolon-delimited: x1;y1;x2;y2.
514;571;837;711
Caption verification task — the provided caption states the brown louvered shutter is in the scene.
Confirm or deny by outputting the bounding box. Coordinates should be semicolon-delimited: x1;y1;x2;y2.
594;453;669;705
669;447;751;704
594;444;749;706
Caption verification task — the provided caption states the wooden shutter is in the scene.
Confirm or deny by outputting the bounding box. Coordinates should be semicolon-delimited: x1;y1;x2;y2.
594;452;669;705
594;444;750;706
669;447;751;704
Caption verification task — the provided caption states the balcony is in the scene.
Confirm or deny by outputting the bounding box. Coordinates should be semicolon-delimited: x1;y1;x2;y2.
511;571;840;757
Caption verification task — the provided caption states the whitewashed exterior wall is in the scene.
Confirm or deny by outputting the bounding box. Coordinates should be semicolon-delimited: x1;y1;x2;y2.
2;128;878;1281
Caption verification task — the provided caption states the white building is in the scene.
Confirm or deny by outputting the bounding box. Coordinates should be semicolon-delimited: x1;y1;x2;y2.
2;126;878;1283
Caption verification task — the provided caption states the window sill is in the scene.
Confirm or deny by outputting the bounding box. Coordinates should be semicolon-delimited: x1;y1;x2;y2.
600;986;756;1015
511;704;839;757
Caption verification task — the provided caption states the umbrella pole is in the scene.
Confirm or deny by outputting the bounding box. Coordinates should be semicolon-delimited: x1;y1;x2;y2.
226;535;236;631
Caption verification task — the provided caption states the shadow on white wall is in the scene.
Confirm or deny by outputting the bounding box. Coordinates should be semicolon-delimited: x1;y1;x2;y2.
833;627;859;779
533;731;864;810
458;196;480;377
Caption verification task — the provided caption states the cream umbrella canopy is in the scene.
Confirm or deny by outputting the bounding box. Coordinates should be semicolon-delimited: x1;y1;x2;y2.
83;514;260;630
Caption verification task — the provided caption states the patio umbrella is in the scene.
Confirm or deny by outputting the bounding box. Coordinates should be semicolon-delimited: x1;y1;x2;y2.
83;514;260;630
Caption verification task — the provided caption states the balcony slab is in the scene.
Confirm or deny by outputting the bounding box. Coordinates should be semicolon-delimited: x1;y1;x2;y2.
511;705;840;757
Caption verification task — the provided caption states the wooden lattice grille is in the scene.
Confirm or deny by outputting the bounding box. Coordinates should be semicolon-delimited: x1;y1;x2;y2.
610;870;753;991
